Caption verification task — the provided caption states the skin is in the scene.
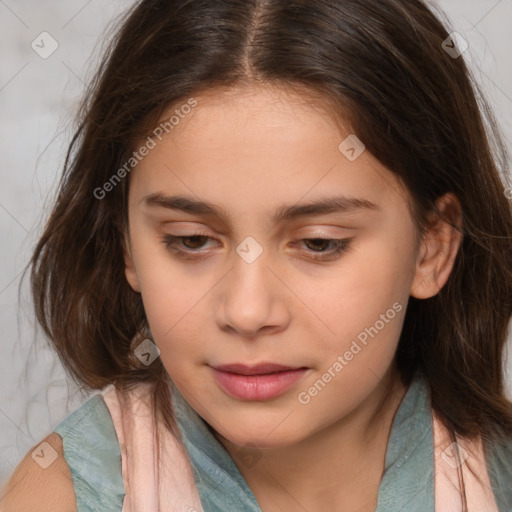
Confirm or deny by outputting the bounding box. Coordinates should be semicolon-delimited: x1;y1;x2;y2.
123;84;462;511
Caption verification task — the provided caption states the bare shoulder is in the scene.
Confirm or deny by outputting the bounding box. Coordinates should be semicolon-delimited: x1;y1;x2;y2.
0;432;77;512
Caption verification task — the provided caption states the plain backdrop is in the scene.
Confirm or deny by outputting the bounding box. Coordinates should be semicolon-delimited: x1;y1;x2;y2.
1;0;511;487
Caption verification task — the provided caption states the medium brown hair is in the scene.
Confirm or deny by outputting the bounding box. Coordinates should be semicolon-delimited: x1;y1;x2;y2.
27;0;512;499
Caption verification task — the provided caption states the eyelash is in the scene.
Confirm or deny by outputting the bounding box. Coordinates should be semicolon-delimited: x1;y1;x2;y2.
160;233;352;261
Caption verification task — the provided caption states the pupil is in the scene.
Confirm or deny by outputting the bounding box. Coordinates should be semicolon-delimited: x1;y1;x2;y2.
308;238;328;251
185;236;206;249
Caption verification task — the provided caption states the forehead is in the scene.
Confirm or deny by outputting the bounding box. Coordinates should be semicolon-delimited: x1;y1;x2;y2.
128;84;409;222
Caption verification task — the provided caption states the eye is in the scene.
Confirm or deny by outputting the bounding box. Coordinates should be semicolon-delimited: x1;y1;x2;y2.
293;238;352;261
161;233;352;262
161;233;217;258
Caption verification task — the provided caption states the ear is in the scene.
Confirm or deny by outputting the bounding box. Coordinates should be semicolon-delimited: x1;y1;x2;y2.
122;231;141;293
410;193;463;299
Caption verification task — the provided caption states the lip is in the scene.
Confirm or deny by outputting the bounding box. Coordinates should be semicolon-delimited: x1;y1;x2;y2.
213;363;301;375
211;363;308;401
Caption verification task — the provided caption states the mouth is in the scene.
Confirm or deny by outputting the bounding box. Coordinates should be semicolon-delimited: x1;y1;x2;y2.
210;362;309;401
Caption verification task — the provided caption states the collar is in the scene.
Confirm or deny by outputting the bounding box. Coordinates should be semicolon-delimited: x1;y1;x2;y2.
171;373;434;512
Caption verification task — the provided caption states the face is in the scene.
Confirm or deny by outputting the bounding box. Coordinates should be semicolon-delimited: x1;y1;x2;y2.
122;84;432;449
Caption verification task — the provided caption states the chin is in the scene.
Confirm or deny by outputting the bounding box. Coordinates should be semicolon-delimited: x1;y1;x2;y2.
216;423;306;450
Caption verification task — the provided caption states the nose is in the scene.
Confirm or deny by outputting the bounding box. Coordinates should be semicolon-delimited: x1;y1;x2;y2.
218;242;289;339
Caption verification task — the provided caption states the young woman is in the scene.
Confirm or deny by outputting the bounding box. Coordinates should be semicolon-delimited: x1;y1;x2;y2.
2;0;512;510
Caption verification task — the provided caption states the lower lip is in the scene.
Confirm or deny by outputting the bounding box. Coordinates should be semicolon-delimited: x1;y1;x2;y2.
212;368;308;401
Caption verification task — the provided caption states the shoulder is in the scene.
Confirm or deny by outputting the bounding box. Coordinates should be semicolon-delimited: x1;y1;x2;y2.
0;432;76;512
1;392;125;512
485;431;512;510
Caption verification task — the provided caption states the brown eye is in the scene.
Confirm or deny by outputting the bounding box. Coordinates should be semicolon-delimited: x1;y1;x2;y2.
179;235;209;249
160;233;218;258
303;238;332;252
295;238;352;261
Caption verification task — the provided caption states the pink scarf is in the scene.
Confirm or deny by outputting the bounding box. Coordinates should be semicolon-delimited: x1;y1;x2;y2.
102;382;499;511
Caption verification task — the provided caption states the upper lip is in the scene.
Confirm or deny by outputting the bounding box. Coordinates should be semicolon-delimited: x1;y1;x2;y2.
212;363;304;375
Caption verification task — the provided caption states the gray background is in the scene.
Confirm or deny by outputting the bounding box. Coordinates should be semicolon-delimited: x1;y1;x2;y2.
1;0;511;487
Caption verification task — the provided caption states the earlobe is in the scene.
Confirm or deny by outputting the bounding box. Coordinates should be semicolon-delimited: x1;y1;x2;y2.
410;193;463;299
122;234;141;293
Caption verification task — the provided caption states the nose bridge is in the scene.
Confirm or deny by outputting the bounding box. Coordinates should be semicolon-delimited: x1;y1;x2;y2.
219;234;284;334
230;234;270;297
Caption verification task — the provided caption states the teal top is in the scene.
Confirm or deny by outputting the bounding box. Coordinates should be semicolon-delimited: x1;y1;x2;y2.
53;373;512;511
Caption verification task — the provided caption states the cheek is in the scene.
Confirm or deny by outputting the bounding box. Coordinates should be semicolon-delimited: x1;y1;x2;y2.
292;241;412;399
138;275;204;351
308;235;412;345
128;234;200;345
139;279;207;387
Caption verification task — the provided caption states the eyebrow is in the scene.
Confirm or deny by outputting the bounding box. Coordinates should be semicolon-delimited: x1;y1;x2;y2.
141;193;379;225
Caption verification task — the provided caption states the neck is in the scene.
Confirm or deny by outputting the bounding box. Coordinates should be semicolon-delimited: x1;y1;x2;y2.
216;366;408;512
